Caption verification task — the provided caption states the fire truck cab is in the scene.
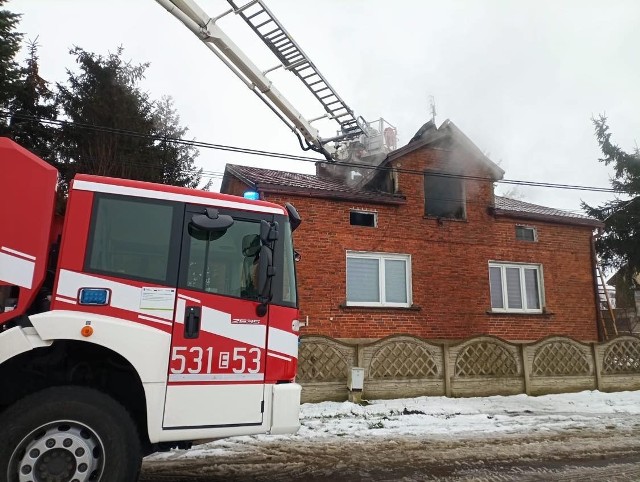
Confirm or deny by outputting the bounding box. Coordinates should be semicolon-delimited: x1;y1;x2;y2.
0;138;302;481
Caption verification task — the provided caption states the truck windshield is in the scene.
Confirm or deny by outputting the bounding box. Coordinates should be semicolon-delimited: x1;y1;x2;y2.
181;213;297;309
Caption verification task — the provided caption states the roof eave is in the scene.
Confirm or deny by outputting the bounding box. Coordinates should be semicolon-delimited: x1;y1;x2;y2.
256;183;406;205
493;209;604;228
225;165;258;190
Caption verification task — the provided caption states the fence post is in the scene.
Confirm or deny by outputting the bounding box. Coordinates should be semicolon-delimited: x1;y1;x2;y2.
443;343;452;397
356;342;365;369
592;342;603;392
520;343;531;396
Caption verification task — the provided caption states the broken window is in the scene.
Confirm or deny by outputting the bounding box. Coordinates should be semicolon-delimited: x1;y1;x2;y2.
350;210;377;227
424;173;465;219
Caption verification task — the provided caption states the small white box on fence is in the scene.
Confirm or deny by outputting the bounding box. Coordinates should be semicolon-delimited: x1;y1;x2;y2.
348;367;365;391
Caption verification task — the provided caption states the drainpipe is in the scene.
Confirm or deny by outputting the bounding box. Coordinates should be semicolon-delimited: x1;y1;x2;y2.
591;231;605;342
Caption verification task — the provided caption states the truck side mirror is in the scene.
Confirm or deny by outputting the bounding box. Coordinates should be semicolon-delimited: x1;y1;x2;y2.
256;245;275;317
285;203;301;232
260;219;279;244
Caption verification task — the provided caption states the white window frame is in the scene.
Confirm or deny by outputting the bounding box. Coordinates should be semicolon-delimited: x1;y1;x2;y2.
488;262;544;313
346;251;412;308
515;225;538;242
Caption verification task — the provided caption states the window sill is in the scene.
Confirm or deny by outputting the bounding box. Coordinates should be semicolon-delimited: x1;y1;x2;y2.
339;304;421;311
486;310;554;317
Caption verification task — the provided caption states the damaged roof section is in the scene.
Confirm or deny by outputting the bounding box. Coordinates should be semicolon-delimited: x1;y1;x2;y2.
494;196;603;228
391;119;505;180
222;164;406;204
319;119;505;192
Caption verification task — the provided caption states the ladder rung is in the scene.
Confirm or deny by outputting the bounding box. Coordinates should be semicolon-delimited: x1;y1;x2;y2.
301;73;318;80
272;37;293;50
326;100;343;106
235;0;260;13
284;53;301;62
280;45;297;55
307;79;325;87
286;54;304;64
273;37;291;47
263;27;281;38
285;59;307;70
319;94;336;100
246;9;265;20
264;27;287;41
269;35;287;46
254;18;273;29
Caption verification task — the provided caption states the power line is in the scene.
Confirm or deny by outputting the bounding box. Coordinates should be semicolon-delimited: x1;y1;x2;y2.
1;110;617;194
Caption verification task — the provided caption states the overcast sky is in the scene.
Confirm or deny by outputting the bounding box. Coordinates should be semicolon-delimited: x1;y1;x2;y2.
11;0;640;212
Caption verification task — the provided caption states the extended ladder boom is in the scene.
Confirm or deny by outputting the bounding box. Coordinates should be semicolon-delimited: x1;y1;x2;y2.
157;0;397;162
156;0;332;158
226;0;363;142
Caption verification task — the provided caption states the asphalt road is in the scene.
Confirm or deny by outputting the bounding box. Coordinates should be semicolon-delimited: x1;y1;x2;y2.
140;426;640;481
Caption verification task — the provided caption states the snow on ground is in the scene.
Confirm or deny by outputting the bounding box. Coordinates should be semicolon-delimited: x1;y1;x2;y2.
148;390;640;461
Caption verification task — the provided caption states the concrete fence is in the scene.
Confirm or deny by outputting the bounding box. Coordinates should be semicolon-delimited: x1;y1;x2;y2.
297;334;640;403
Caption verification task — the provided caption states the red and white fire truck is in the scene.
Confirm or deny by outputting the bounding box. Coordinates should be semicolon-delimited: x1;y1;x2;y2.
0;138;302;480
0;0;399;479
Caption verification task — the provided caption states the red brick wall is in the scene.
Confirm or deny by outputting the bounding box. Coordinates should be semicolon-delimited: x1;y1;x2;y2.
224;147;599;342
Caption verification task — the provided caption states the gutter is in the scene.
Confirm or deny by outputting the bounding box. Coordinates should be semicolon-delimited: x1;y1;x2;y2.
493;209;604;229
590;233;605;341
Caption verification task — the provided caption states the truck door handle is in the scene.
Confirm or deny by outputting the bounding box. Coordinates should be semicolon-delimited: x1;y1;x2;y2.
184;306;201;339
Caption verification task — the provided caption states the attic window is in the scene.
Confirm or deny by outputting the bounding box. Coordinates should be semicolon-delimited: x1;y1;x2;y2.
350;210;377;227
515;225;537;242
424;172;465;220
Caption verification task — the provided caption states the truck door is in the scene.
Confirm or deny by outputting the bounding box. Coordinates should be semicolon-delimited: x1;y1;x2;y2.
163;205;270;429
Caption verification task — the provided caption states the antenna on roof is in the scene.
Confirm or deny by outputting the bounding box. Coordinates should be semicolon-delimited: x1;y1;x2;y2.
429;95;437;125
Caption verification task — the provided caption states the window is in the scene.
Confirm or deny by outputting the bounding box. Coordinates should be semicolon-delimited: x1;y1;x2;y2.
183;217;262;300
86;196;179;284
424;172;465;219
346;252;411;307
516;225;537;242
489;262;543;313
350;210;377;227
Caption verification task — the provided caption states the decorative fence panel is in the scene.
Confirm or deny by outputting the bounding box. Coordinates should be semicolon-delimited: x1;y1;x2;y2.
361;336;444;399
297;334;640;403
595;336;640;392
296;336;358;402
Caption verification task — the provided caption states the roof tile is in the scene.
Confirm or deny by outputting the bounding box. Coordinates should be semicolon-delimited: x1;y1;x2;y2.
494;196;601;226
226;164;404;203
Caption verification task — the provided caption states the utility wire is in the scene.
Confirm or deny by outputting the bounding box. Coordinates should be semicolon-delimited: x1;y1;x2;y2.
1;110;617;194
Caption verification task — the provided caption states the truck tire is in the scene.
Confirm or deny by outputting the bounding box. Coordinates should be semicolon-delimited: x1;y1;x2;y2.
0;386;142;482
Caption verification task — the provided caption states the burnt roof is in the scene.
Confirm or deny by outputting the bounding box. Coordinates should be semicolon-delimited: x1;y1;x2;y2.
383;119;505;181
223;164;406;204
494;196;603;227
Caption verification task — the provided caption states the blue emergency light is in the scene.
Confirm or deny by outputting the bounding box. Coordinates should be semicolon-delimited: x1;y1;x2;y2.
78;288;110;306
243;191;260;200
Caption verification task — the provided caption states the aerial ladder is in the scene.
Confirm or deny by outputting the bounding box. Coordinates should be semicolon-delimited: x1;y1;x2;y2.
155;0;397;162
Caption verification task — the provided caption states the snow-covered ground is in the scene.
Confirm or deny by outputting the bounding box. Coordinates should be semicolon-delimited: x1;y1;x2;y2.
148;390;640;461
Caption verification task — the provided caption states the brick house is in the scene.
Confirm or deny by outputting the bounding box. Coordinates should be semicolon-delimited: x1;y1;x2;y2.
221;120;604;342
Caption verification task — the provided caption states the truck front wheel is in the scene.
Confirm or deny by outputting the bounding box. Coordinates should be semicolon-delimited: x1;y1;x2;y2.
0;386;141;482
